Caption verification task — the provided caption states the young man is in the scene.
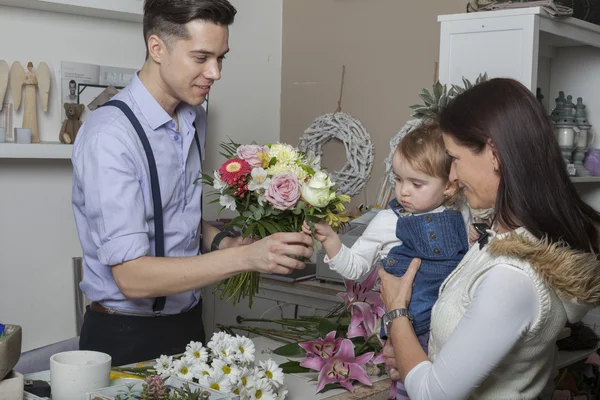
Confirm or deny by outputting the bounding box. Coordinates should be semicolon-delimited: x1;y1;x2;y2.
71;0;312;366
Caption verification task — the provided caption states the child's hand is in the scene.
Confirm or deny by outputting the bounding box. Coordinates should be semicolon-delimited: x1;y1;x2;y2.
468;225;480;245
302;220;336;244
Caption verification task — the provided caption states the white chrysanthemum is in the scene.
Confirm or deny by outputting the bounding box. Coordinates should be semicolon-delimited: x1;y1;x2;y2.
247;377;276;400
213;342;238;364
274;386;288;400
172;359;194;381
234;335;255;364
268;143;299;165
190;361;212;380
230;366;256;390
219;195;237;211
212;358;240;382
267;163;307;180
258;359;284;388
213;170;227;191
208;331;233;351
184;341;209;365
199;369;233;393
248;168;271;192
154;355;174;377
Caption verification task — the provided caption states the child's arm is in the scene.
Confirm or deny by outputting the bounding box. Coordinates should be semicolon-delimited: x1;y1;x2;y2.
303;210;399;280
302;220;342;259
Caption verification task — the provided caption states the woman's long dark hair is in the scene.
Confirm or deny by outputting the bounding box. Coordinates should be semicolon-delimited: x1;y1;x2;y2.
439;78;600;252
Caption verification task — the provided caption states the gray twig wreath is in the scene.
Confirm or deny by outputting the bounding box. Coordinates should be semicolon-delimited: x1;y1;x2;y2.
299;111;374;197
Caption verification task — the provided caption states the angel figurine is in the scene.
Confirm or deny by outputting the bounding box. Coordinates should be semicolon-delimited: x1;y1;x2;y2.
10;61;51;143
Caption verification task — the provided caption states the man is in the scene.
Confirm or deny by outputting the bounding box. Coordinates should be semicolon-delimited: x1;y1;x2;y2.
71;0;312;366
64;80;77;104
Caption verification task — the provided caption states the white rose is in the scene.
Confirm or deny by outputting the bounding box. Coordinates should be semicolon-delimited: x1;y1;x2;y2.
301;172;336;208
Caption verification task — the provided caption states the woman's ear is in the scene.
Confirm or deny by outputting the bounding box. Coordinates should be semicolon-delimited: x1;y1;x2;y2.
486;138;501;173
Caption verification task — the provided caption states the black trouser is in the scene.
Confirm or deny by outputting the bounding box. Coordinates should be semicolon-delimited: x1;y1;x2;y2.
79;301;205;366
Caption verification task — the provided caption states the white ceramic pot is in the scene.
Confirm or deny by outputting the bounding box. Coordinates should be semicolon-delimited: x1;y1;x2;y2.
50;350;111;400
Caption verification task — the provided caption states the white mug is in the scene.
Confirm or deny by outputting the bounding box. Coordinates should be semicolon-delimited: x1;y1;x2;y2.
50;350;111;400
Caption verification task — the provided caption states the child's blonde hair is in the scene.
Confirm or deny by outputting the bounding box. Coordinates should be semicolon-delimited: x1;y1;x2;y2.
396;121;460;206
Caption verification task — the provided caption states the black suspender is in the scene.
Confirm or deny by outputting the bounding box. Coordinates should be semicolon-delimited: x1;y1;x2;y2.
103;100;202;314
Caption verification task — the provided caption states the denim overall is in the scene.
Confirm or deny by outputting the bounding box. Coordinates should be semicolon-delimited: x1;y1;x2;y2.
380;199;468;339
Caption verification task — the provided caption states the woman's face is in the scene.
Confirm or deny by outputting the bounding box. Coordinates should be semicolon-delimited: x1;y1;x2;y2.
442;133;500;210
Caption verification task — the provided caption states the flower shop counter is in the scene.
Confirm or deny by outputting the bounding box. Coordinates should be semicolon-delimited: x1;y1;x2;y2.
24;336;391;400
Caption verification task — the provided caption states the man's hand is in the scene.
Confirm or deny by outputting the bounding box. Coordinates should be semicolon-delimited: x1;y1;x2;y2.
220;235;254;250
244;232;313;275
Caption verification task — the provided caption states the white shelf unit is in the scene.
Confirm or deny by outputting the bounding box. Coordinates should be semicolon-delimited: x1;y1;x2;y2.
0;142;72;159
438;7;600;209
0;0;143;22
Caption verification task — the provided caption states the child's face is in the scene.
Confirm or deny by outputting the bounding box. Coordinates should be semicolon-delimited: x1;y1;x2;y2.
392;152;452;214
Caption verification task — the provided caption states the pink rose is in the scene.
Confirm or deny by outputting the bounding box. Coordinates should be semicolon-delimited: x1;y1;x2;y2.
265;173;301;210
236;144;269;168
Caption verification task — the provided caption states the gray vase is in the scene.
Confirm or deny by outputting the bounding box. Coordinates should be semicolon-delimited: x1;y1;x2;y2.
0;325;22;381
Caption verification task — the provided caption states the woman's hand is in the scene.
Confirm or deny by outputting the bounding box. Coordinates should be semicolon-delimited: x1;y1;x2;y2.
378;257;422;311
383;340;402;381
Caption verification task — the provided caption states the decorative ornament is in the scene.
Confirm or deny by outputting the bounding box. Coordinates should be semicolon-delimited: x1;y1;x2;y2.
299;66;374;197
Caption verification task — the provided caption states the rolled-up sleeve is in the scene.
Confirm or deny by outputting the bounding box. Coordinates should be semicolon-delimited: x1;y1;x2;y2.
74;131;150;266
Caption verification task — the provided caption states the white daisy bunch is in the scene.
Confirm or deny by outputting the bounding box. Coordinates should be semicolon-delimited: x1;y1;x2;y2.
154;332;287;399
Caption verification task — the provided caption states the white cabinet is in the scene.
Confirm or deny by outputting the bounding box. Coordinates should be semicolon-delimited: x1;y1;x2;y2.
438;7;600;134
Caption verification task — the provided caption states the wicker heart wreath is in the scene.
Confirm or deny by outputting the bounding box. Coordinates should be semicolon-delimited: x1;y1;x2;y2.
299;111;374;197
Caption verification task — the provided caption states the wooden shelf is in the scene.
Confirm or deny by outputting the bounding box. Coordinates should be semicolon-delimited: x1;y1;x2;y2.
0;142;72;159
0;0;143;23
557;347;597;369
571;176;600;183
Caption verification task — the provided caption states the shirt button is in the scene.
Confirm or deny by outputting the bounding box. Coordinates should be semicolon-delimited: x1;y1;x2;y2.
169;121;176;129
433;248;441;254
426;216;433;222
173;135;179;141
429;232;436;239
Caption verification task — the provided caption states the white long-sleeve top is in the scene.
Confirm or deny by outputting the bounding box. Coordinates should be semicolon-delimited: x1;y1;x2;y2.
405;264;539;399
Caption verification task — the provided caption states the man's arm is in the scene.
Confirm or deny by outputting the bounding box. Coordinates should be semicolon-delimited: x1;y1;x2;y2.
112;231;313;299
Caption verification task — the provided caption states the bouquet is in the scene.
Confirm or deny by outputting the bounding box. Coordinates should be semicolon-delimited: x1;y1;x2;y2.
200;141;350;306
112;332;287;400
220;268;387;395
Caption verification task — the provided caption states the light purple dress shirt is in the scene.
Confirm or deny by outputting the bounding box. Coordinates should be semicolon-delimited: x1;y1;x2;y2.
71;74;205;315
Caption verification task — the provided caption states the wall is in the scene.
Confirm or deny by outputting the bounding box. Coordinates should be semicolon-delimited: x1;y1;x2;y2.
280;0;468;209
0;0;283;351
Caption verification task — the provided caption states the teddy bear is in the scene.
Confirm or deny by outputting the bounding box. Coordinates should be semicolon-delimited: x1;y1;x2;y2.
59;102;84;144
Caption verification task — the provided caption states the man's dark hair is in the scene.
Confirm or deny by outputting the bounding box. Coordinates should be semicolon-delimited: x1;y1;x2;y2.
69;80;76;86
143;0;236;57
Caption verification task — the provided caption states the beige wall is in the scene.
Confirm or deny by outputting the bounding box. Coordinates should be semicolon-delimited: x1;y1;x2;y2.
281;0;467;210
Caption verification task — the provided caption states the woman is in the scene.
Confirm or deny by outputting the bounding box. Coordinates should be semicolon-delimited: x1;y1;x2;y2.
379;78;600;399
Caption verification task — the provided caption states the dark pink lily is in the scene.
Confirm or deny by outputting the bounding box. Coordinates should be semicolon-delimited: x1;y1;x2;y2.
299;331;343;361
314;338;374;393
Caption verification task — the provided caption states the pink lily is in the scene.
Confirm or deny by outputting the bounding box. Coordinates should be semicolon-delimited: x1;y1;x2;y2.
299;331;343;359
315;338;374;393
338;268;385;318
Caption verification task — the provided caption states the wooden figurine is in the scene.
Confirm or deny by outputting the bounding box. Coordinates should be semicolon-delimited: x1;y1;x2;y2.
0;60;8;110
59;103;84;144
10;61;51;143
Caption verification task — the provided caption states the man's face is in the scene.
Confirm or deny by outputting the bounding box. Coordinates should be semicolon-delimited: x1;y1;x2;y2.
158;20;229;106
69;82;76;96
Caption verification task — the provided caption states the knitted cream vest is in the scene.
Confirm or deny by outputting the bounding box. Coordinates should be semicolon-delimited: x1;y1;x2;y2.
428;232;567;399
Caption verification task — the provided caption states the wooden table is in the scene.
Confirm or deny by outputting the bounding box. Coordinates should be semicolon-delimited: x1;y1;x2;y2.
24;336;391;400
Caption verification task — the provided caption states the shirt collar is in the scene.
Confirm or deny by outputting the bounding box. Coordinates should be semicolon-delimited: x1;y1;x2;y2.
129;73;197;131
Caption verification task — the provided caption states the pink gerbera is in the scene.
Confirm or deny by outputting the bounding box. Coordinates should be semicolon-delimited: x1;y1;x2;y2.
219;158;251;185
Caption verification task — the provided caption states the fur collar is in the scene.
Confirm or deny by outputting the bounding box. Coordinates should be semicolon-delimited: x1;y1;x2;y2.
488;231;600;305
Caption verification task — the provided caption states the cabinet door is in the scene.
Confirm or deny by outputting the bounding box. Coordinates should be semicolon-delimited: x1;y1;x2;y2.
439;13;539;90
